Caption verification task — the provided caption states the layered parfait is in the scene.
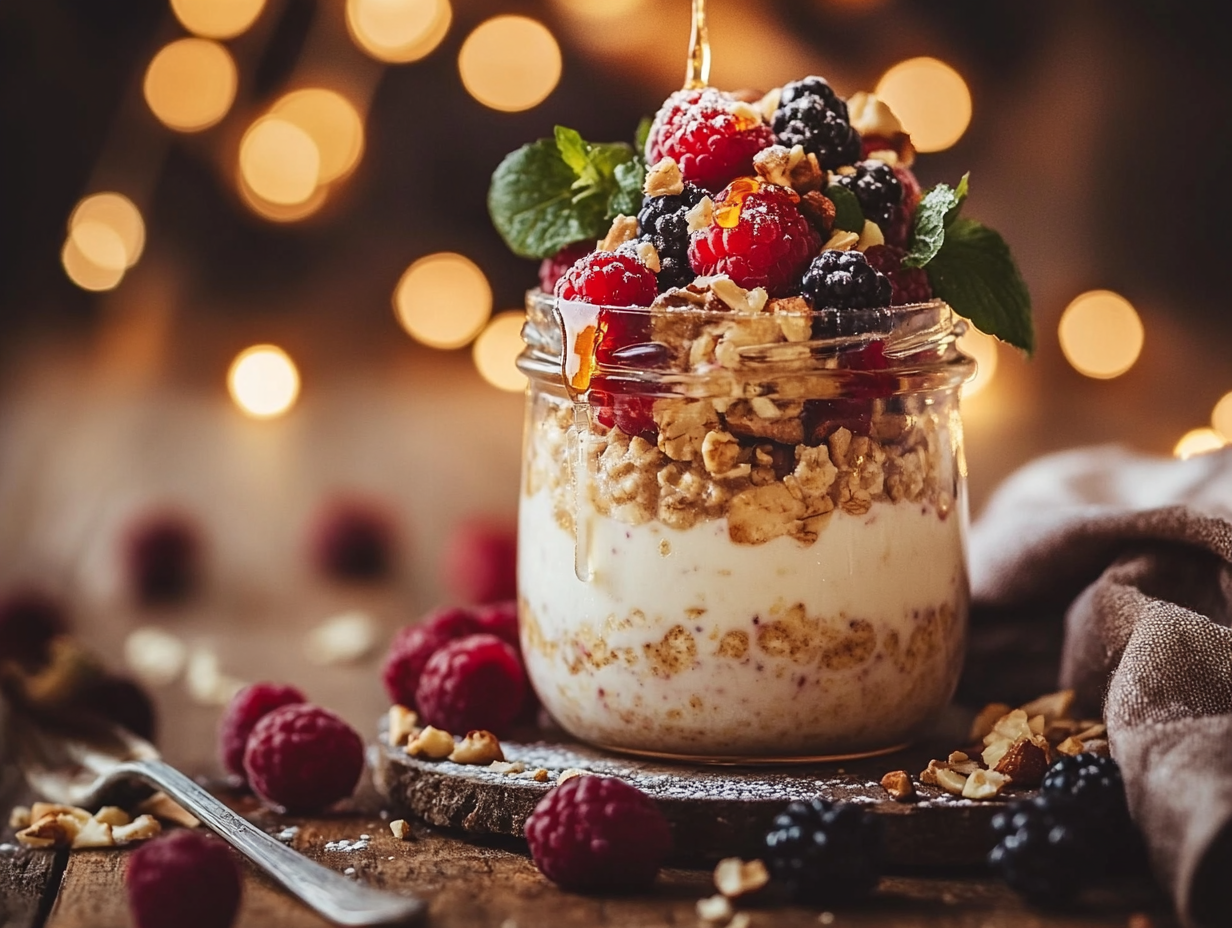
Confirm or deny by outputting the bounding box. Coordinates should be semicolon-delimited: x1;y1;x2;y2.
491;59;1031;759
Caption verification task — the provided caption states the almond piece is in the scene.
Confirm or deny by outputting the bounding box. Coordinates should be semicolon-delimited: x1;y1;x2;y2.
880;770;916;802
448;730;504;765
1056;735;1085;757
390;819;412;840
995;737;1050;788
714;857;769;898
1019;689;1075;724
935;767;968;796
962;769;1010;800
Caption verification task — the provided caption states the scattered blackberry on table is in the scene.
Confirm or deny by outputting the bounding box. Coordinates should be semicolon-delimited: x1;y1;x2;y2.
988;794;1091;906
828;159;902;233
637;182;708;291
863;244;933;305
646;88;777;191
1040;752;1142;863
688;178;821;296
126;831;241;928
772;77;862;170
556;250;658;307
801;249;892;313
243;703;364;813
415;633;526;735
524;775;672;892
218;682;306;782
763;798;883;904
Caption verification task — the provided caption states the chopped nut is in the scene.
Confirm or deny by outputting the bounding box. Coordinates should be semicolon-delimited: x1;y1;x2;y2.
686;196;714;234
113;815;161;845
846;91;904;139
1027;714;1046;736
1056;736;1085;757
134;792;200;828
714;857;769;898
962;769;1009;801
701;430;743;476
1082;738;1111;757
643;157;684;197
490;760;527;775
753;144;798;187
556;768;592;785
822;229;859;251
71;817;115;849
696;894;734;923
1074;722;1107;742
449;730;505;765
756;87;782;122
93;807;131;827
919;759;943;786
406;725;455;759
388;705;420;747
31;803;89;823
528;768;550;782
708;276;768;314
969;702;1012;741
390;819;412;840
17;814;78;849
880;770;916;802
856;219;884;250
8;806;31;829
934;767;968;796
797;191;835;235
635;240;661;273
994;737;1050;788
1018;689;1075;724
597;215;639;252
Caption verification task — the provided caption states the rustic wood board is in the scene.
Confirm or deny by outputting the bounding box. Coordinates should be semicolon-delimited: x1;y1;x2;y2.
371;729;1020;869
1;777;65;928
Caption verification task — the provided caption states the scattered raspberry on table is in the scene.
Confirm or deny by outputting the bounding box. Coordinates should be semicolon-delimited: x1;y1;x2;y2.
243;703;363;813
218;682;306;782
125;830;242;928
382;606;482;708
415;633;526;735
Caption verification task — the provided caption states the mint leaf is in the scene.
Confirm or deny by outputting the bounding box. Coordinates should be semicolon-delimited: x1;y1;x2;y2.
825;185;864;233
554;126;589;176
634;116;652;154
925;218;1035;354
903;175;969;268
611;159;646;218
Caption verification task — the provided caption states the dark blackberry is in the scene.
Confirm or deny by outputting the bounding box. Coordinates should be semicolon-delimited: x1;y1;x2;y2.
988;794;1091;906
801;249;892;318
637;183;708;291
829;160;902;233
1039;753;1141;863
763;798;882;904
772;77;861;170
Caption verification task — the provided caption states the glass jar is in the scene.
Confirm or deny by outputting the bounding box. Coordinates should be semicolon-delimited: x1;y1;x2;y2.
517;288;975;762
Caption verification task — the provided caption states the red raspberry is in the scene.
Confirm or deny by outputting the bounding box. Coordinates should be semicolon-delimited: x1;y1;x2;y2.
524;775;672;892
307;498;396;583
243;704;364;813
441;519;517;605
415;634;526;735
124;511;203;606
472;600;518;649
0;589;66;668
556;251;657;307
646;88;776;191
689;178;821;296
539;241;593;294
863;244;932;305
883;164;921;247
382;606;480;708
125;831;241;928
218;682;306;781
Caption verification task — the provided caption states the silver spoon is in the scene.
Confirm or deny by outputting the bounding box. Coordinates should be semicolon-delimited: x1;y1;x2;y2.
6;710;425;926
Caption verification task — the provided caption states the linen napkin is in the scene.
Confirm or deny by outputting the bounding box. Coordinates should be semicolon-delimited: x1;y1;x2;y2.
970;444;1232;927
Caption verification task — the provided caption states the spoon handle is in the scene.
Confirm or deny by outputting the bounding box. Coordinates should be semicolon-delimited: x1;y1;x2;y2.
113;759;425;927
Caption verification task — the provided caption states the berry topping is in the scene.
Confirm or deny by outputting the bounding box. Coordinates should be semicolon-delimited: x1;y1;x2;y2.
538;241;593;294
218;682;307;781
415;633;526;735
126;831;241;928
646;88;777;191
863;244;933;305
801;249;892;310
472;600;519;649
1040;752;1133;833
243;704;364;812
763;798;883;903
828;159;903;233
524;775;672;892
988;794;1090;906
556;250;658;308
308;499;395;582
441;519;518;605
688;177;821;296
124;513;203;606
382;606;481;708
772;77;862;170
884;163;921;246
637;182;709;291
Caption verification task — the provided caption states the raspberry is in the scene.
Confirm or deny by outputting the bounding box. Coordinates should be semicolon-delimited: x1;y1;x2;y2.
637;183;708;291
763;798;883;904
688;178;821;296
828;159;902;233
524;775;671;891
243;704;364;813
646;88;776;191
801;249;892;310
555;251;657;308
0;589;66;668
218;682;307;781
307;499;395;583
772;77;862;170
382;606;481;708
415;633;526;735
884;163;921;247
538;241;593;294
124;512;202;606
863;244;933;305
472;600;518;649
441;520;517;605
126;831;241;928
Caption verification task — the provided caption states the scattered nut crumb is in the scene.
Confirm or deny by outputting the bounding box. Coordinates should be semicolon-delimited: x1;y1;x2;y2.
113;815;161;845
727;913;751;928
556;768;592;786
880;770;915;802
643;157;684;197
92;807;131;827
134;792;200;829
714;857;769;898
529;768;549;782
406;725;455;759
969;702;1012;741
449;730;504;765
489;760;526;776
1056;736;1085;757
8;806;31;830
387;705;420;747
994;737;1050;788
696;894;734;923
390;819;411;840
962;768;1010;801
934;768;968;796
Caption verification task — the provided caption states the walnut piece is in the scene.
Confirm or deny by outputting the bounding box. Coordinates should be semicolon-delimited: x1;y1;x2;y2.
880;770;916;802
449;730;504;765
696;894;734;924
643;157;684;197
406;725;455;759
388;705;420;747
713;857;769;898
557;768;593;785
686;196;714;233
390;819;412;840
597;215;638;252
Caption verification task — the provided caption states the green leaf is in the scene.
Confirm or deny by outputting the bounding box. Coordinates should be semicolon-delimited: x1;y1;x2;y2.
925;218;1035;354
825;185;864;233
903;176;969;268
610;159;647;218
634;116;652;154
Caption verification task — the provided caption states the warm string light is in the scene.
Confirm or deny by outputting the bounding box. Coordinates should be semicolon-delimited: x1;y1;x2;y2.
170;0;266;39
1211;391;1232;440
143;38;238;132
272;89;365;185
394;253;492;349
239;117;321;206
61;193;146;291
957;327;998;398
227;345;301;418
1058;290;1144;380
1174;428;1226;460
875;57;971;153
552;0;645;17
346;0;452;63
473;312;528;391
458;16;562;113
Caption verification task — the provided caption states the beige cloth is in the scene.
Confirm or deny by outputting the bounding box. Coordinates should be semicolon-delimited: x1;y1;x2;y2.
970;444;1232;927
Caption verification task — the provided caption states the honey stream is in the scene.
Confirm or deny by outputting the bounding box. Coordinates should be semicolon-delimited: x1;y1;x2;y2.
684;0;711;90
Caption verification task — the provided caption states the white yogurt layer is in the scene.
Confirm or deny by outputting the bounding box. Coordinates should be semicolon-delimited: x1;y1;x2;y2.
519;488;969;757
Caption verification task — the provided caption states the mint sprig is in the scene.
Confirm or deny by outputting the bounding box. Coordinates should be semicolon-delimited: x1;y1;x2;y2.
825;184;864;233
902;173;967;269
488;127;646;260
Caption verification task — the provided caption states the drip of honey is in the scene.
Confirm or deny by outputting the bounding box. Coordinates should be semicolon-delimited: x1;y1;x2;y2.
714;176;761;228
684;0;710;90
556;301;602;394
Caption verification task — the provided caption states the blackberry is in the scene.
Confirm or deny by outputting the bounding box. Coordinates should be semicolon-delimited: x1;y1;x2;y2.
772;77;861;170
637;183;708;291
763;798;882;904
988;794;1091;906
1039;752;1141;864
801;249;892;316
829;160;902;233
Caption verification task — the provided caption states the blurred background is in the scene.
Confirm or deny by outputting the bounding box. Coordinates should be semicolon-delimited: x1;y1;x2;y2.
2;0;1230;770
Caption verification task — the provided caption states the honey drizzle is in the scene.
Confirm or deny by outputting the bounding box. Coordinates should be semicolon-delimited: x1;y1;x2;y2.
714;176;761;228
684;0;711;90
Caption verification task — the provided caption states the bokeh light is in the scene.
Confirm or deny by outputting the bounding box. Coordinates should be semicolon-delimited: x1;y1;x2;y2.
227;345;301;419
69;193;145;268
553;0;645;17
394;253;492;349
1058;290;1144;380
346;0;452;64
875;57;972;153
170;0;266;39
238;178;328;223
69;221;127;273
473;312;528;392
272;89;365;185
61;236;125;291
143;38;238;132
1212;392;1232;440
239;117;321;206
458;16;561;113
1174;428;1227;460
958;327;999;398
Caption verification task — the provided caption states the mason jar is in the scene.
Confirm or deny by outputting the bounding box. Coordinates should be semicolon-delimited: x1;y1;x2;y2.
516;287;975;762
